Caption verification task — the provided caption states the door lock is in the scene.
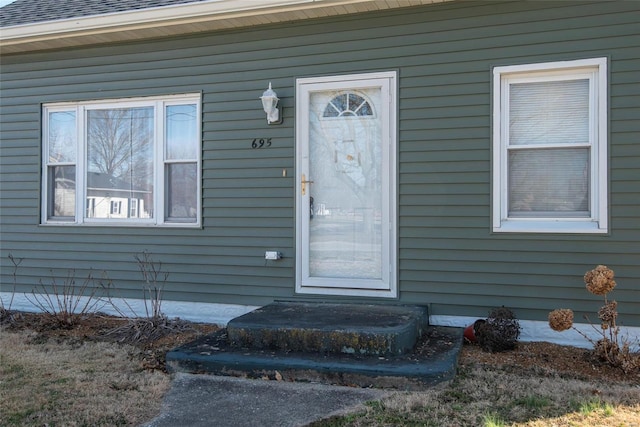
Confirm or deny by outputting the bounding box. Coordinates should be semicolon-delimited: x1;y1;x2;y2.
301;174;314;195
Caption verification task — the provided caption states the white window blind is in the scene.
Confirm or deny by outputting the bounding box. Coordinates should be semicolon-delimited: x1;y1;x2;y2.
509;80;589;146
508;79;590;217
492;57;608;234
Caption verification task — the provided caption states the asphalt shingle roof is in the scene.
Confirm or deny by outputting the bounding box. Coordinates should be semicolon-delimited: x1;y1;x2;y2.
0;0;208;27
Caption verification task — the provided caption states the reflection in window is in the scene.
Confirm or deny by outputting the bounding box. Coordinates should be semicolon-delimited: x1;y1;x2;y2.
323;93;373;117
166;163;198;220
50;165;76;217
130;198;138;218
47;111;76;219
165;104;198;221
87;107;154;220
42;94;201;226
166;104;198;159
110;200;122;216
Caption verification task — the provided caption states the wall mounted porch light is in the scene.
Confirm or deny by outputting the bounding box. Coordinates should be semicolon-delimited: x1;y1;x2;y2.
260;82;282;125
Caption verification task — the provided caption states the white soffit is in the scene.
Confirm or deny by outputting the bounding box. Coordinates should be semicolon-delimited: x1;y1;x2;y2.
1;0;453;54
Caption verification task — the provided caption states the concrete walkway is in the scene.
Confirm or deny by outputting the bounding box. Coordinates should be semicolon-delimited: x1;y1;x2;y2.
143;373;389;427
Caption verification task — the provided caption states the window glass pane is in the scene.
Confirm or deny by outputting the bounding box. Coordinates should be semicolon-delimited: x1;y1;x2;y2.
510;79;589;146
323;92;374;118
86;107;154;219
48;111;76;163
166;104;198;160
324;94;347;117
166;163;197;221
130;199;138;218
49;165;75;218
509;148;590;217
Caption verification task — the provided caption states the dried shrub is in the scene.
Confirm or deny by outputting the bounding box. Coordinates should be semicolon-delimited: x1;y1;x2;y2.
595;338;619;362
1;254;23;324
135;250;167;321
598;301;617;324
584;265;616;296
104;317;196;346
25;270;106;328
475;307;520;353
549;265;639;374
104;251;183;345
549;309;574;332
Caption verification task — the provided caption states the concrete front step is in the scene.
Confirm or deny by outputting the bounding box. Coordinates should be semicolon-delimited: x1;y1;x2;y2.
166;302;464;388
226;301;429;356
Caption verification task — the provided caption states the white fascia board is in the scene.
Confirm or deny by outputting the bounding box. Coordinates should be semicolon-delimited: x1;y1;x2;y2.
1;0;453;53
1;0;312;40
0;0;378;43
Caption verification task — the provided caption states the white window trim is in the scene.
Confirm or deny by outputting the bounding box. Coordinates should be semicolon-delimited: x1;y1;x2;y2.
41;93;202;227
492;58;608;234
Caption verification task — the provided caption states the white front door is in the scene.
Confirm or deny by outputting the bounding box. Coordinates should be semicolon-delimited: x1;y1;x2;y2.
296;72;397;297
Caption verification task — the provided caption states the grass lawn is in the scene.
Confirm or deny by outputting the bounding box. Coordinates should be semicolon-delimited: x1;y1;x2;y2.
1;313;638;427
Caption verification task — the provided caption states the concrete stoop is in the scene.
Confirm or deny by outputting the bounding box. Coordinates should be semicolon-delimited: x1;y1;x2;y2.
227;302;430;355
167;302;463;389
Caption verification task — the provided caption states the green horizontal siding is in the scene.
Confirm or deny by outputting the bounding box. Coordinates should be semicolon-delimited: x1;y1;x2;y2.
1;1;638;324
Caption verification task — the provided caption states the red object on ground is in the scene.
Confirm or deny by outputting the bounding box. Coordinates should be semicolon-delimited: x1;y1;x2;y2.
464;324;477;342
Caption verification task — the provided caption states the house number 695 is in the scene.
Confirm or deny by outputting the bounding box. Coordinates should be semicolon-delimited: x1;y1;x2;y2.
251;138;272;148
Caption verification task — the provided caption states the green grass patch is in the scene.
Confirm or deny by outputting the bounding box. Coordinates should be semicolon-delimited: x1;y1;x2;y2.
513;394;552;410
579;398;615;416
482;411;507;427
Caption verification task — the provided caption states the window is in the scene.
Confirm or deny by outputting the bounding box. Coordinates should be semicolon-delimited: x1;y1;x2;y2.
130;198;138;218
323;92;373;117
42;93;201;226
492;58;608;233
110;200;122;216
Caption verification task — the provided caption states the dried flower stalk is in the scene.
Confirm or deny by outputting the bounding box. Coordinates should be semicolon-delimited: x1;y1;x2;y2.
584;265;616;296
549;265;639;374
598;300;618;324
548;309;574;332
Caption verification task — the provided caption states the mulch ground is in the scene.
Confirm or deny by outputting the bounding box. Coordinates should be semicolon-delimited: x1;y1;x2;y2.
2;311;638;384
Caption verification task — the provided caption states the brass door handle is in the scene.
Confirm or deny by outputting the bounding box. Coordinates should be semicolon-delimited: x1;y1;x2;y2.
301;174;314;195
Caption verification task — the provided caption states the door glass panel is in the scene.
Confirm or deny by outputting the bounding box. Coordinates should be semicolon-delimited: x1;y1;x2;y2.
308;89;382;279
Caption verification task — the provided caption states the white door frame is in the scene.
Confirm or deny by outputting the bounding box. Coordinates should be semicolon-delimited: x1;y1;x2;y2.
295;71;397;298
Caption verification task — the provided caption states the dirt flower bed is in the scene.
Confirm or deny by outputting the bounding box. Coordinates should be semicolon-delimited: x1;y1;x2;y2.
1;311;219;371
460;341;638;384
